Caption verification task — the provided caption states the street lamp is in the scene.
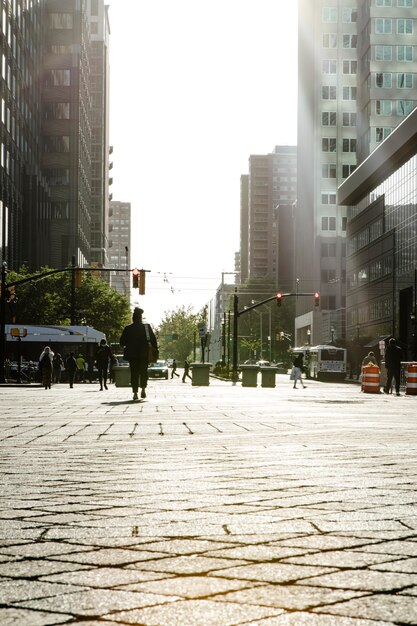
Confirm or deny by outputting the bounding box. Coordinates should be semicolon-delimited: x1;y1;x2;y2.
307;328;311;345
330;326;335;344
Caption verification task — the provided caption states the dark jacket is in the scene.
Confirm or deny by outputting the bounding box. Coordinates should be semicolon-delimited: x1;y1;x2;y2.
65;355;77;372
96;344;112;367
384;343;402;371
293;354;304;369
119;322;158;362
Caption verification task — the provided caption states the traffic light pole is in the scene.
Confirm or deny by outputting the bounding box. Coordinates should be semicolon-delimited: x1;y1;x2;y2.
231;291;319;383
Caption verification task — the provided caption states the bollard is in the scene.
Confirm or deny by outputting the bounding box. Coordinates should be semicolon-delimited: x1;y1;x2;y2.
406;362;417;395
362;364;380;393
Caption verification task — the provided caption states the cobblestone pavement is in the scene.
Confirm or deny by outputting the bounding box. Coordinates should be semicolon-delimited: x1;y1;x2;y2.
1;375;417;625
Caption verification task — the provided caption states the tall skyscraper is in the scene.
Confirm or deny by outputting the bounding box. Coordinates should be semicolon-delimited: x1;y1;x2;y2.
240;146;297;287
296;0;417;345
108;200;131;298
89;0;111;267
0;0;111;272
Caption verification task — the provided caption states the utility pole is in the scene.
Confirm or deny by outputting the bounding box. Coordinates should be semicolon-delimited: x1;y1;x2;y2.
0;262;7;383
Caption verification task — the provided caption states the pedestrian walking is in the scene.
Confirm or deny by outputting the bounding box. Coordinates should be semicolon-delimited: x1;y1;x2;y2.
171;359;180;378
65;352;77;388
96;338;113;391
291;353;306;389
383;337;403;396
39;346;54;389
76;354;85;382
362;351;377;366
119;307;158;401
182;358;192;383
52;353;63;383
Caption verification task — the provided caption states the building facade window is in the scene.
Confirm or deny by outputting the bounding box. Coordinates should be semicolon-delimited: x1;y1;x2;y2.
397;46;413;62
376;72;392;87
397;73;413;88
397;100;414;115
342;8;357;22
343;60;357;74
323;7;337;22
397;19;413;34
322;111;337;125
343;86;357;100
343;112;357;126
323;33;338;48
343;34;357;48
375;18;392;34
376;127;392;142
342;164;356;178
322;216;337;231
322;137;337;152
376;99;392;115
322;85;337;99
397;0;413;6
375;45;392;61
323;59;337;74
376;0;392;6
321;192;337;204
322;164;337;178
343;138;357;152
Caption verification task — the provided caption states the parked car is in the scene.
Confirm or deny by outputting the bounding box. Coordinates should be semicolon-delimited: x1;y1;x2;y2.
148;359;169;379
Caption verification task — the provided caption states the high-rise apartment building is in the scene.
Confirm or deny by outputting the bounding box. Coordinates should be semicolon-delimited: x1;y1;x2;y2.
0;0;110;272
241;146;297;287
89;0;110;267
108;200;131;298
1;0;47;268
295;0;417;346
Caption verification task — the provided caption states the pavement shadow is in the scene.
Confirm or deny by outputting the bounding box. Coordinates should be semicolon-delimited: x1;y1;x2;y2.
102;400;145;406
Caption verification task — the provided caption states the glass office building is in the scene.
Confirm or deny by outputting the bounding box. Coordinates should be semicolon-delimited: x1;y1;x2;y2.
339;107;417;359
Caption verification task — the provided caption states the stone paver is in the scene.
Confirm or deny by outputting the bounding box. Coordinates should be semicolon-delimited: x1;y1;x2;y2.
1;375;417;624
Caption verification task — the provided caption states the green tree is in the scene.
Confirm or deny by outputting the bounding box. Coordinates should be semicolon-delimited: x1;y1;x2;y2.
227;277;295;363
157;306;197;362
6;267;130;342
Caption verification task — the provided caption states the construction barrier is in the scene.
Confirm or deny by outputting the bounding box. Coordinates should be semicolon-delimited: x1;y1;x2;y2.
406;362;417;396
362;364;380;394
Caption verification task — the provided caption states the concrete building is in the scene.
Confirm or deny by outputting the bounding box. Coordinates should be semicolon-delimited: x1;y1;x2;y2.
338;106;417;360
1;0;48;268
108;200;131;298
0;0;110;272
295;0;417;346
89;0;111;268
241;146;296;288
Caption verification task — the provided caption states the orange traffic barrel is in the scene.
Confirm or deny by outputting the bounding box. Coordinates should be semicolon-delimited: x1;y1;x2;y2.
406;362;417;395
362;365;380;394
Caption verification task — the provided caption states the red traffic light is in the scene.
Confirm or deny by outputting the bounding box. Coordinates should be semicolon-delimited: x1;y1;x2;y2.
139;269;146;295
276;292;283;307
314;292;320;307
132;268;139;288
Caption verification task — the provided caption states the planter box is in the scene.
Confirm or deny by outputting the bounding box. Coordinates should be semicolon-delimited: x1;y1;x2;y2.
191;363;211;386
260;366;276;388
240;365;259;387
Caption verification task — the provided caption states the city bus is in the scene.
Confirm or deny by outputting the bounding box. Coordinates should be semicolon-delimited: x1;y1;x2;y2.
5;324;105;362
307;345;347;381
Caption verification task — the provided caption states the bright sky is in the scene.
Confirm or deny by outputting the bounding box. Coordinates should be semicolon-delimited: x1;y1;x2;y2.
108;0;298;326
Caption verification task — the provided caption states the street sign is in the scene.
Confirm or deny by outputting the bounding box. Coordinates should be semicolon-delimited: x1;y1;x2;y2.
197;322;206;338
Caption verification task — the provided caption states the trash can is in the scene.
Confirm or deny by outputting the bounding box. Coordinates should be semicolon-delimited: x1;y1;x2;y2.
261;366;276;388
191;363;211;386
240;365;259;387
113;366;130;388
